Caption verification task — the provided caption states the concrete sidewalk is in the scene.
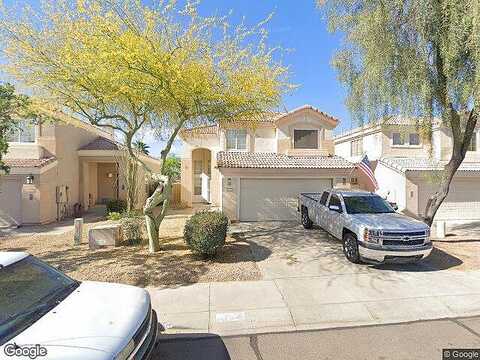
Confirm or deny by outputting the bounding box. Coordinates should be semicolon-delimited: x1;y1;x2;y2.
148;269;480;336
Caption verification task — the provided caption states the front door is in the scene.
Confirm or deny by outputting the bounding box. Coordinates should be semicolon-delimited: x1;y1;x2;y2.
192;150;211;203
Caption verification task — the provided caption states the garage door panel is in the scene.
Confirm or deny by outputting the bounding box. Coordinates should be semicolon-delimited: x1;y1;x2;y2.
240;178;332;221
0;180;22;227
418;179;480;221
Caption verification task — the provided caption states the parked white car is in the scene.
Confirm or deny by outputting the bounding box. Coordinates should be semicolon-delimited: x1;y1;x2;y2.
298;190;433;264
0;252;158;360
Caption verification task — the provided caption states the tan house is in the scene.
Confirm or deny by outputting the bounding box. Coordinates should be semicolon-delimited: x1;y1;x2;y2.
179;105;354;221
334;117;480;226
0;118;161;228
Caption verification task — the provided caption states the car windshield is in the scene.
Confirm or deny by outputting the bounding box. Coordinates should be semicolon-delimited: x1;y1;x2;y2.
343;195;395;214
0;256;79;346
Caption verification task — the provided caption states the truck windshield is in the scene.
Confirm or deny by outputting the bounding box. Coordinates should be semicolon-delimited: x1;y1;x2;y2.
0;256;79;346
343;196;395;214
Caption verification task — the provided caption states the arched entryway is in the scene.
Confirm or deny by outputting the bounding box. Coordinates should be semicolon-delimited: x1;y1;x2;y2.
191;148;212;203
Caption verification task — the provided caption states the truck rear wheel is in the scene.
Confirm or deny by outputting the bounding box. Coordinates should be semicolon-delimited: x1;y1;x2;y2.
343;233;360;263
301;208;313;229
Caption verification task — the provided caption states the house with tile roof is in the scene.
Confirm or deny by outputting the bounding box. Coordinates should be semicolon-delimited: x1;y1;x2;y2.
334;117;480;227
0;117;161;227
179;105;354;221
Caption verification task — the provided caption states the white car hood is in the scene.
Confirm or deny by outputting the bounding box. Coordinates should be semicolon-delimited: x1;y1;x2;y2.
350;212;429;231
2;281;150;360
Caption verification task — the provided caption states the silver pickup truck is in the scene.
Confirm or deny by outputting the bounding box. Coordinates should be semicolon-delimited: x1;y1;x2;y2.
298;189;432;264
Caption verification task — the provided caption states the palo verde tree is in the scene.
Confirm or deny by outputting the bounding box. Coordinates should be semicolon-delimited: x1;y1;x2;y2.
0;83;33;174
1;0;290;251
319;0;480;225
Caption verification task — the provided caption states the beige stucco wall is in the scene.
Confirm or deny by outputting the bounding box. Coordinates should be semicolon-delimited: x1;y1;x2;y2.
381;129;430;158
39;166;59;224
0;175;24;227
276;112;335;156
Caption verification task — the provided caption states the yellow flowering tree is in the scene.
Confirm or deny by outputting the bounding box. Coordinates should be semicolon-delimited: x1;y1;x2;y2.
1;0;290;252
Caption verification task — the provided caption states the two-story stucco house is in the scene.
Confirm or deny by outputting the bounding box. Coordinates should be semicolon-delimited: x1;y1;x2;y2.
179;105;354;221
334;117;480;226
0;117;161;228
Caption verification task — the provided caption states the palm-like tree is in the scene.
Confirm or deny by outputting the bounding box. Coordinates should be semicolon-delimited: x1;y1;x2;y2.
134;141;150;155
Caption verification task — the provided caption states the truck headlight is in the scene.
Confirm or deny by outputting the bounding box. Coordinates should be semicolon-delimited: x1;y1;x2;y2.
115;339;135;360
424;228;431;243
363;228;381;244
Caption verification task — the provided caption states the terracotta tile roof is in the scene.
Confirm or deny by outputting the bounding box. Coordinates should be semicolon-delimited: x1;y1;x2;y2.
181;125;219;136
79;137;119;151
380;157;480;172
217;151;353;169
4;157;57;168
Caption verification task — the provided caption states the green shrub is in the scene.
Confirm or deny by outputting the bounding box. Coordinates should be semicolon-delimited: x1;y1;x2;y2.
106;199;127;214
184;211;229;257
107;212;122;221
121;216;145;246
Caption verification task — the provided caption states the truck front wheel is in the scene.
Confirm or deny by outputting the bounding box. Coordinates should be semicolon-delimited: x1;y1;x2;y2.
343;233;360;263
301;208;313;229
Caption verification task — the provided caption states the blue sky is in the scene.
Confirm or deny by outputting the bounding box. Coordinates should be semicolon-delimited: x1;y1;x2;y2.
2;0;353;157
158;0;352;156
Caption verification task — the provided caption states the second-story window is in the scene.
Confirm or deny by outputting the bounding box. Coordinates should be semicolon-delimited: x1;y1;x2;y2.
392;132;405;146
294;129;318;149
409;133;420;146
351;138;363;156
392;132;421;146
226;129;247;151
6;120;36;143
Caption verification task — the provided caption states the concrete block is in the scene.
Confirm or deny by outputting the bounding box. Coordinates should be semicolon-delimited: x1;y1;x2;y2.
88;224;122;249
436;221;446;238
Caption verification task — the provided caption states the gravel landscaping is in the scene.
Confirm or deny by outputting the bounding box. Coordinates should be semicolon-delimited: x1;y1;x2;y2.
0;217;262;286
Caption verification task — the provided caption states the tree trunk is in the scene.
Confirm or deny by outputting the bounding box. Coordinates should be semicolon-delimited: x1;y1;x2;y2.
142;117;186;252
424;109;477;226
144;177;172;253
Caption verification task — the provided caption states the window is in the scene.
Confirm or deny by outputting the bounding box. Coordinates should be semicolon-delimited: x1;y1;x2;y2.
350;138;363;156
468;133;477;151
409;133;420;146
392;132;405;146
392;132;421;146
294;129;318;149
328;194;342;213
226;129;247;151
6;120;36;143
319;191;330;206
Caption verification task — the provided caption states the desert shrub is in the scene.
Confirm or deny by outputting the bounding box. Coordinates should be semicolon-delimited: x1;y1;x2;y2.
106;199;127;214
107;212;122;221
121;216;145;245
184;211;229;257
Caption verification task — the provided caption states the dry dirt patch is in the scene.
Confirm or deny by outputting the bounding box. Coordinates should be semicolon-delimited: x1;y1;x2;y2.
0;220;262;287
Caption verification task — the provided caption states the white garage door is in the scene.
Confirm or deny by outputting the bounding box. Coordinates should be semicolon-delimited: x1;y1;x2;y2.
418;179;480;221
0;179;22;228
240;178;332;221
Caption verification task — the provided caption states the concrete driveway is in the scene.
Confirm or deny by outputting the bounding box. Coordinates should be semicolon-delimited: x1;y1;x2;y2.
150;221;480;336
229;221;458;279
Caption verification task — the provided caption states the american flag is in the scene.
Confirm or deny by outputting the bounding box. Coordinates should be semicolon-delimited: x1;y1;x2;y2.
356;155;378;190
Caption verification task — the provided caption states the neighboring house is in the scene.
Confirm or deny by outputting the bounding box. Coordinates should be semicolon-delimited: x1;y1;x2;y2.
0;117;161;228
179;105;354;221
334;117;480;226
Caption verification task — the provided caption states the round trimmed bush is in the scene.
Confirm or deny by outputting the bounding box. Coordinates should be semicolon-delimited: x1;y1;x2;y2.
184;211;229;257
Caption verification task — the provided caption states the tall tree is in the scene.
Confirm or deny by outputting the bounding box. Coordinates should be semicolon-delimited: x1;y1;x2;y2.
320;0;479;225
0;83;32;174
1;0;290;251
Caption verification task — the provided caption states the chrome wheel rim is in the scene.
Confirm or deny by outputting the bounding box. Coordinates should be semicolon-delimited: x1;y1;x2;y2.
345;237;356;259
302;212;309;225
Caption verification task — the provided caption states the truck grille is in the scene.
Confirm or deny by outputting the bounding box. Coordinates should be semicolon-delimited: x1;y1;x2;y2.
380;231;427;247
383;239;424;246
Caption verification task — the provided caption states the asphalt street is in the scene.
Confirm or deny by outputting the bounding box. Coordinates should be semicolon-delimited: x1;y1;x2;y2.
152;315;480;360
